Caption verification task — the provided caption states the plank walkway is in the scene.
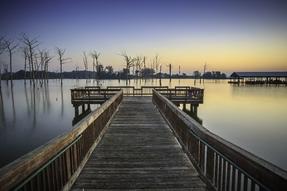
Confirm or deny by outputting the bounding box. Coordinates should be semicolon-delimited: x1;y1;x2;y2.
72;97;208;190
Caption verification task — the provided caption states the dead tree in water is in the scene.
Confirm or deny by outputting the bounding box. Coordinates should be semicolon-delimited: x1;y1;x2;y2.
121;52;135;84
154;54;159;74
90;51;100;80
44;51;52;81
134;56;142;79
22;34;40;86
56;47;69;85
83;52;88;79
21;47;29;83
4;39;18;83
39;50;52;85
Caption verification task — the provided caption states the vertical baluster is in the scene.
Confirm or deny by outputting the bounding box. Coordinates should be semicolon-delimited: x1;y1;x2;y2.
206;147;215;183
226;163;231;191
73;144;78;170
62;154;67;185
54;158;60;190
70;146;74;173
243;175;248;191
65;149;72;179
214;154;218;188
251;181;256;191
237;171;242;191
218;157;222;191
58;156;64;188
222;160;226;191
50;162;56;190
45;165;51;191
36;173;41;191
42;169;47;191
199;141;205;173
231;166;236;191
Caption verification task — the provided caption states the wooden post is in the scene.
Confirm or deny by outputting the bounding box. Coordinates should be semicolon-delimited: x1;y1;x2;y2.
75;106;79;117
82;104;85;113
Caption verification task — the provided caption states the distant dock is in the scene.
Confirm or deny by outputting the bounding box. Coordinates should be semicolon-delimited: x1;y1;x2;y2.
229;71;287;85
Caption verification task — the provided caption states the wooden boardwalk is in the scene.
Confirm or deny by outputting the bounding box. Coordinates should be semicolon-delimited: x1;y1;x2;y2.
72;97;207;190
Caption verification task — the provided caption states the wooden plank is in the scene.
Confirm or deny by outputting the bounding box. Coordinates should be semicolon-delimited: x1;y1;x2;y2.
72;97;207;190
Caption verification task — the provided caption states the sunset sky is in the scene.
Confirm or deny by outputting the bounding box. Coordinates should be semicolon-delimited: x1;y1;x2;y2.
0;0;287;74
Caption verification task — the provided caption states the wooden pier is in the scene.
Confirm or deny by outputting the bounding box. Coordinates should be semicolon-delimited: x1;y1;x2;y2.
72;97;206;190
0;86;286;191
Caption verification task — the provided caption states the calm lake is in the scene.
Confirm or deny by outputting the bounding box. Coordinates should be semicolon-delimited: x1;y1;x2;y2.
0;79;287;170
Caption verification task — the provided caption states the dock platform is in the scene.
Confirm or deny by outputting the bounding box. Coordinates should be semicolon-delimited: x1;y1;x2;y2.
72;97;207;190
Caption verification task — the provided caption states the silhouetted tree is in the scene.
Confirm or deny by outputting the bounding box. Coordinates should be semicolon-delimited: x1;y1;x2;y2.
21;47;29;83
56;47;69;85
4;39;18;83
90;51;100;79
22;34;40;86
83;51;88;79
121;52;135;82
154;54;159;73
105;65;113;75
39;50;52;85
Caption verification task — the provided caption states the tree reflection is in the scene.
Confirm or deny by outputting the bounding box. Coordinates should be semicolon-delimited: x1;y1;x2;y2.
0;88;6;128
10;81;16;126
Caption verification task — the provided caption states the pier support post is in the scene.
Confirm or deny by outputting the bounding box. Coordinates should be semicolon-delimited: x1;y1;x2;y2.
82;104;85;113
74;105;79;118
194;105;198;115
183;103;186;110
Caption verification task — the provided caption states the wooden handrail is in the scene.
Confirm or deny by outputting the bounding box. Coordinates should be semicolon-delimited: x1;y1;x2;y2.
71;86;204;102
152;89;287;191
0;91;123;191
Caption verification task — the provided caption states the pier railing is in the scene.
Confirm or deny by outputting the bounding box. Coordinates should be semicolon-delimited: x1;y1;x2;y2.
153;90;287;191
0;90;123;191
71;86;204;105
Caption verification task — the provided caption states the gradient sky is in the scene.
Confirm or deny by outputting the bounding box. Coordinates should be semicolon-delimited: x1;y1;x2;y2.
0;0;287;74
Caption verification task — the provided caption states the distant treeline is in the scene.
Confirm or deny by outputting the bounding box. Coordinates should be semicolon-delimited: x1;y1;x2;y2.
0;69;227;80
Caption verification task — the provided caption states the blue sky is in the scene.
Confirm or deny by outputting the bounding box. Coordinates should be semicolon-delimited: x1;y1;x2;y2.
1;0;287;73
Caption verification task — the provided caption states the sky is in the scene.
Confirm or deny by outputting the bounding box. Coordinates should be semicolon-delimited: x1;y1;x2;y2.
0;0;287;74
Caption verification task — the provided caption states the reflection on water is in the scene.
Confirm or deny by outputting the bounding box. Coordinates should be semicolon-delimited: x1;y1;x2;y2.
0;79;287;171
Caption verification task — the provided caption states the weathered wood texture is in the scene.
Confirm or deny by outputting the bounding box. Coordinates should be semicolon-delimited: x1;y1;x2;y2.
153;90;287;191
72;97;208;190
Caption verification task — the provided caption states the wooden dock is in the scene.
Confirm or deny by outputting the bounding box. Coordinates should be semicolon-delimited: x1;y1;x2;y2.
1;88;286;191
72;97;207;190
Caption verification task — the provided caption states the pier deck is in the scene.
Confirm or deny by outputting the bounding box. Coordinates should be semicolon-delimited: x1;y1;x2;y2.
72;96;207;190
2;89;286;191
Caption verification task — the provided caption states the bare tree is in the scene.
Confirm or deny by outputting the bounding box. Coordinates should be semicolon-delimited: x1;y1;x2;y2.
44;51;52;81
90;51;100;79
4;39;18;82
0;37;5;55
21;34;40;85
39;49;52;85
134;56;142;78
21;47;29;83
83;51;88;79
56;47;69;85
154;54;160;73
121;52;135;82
